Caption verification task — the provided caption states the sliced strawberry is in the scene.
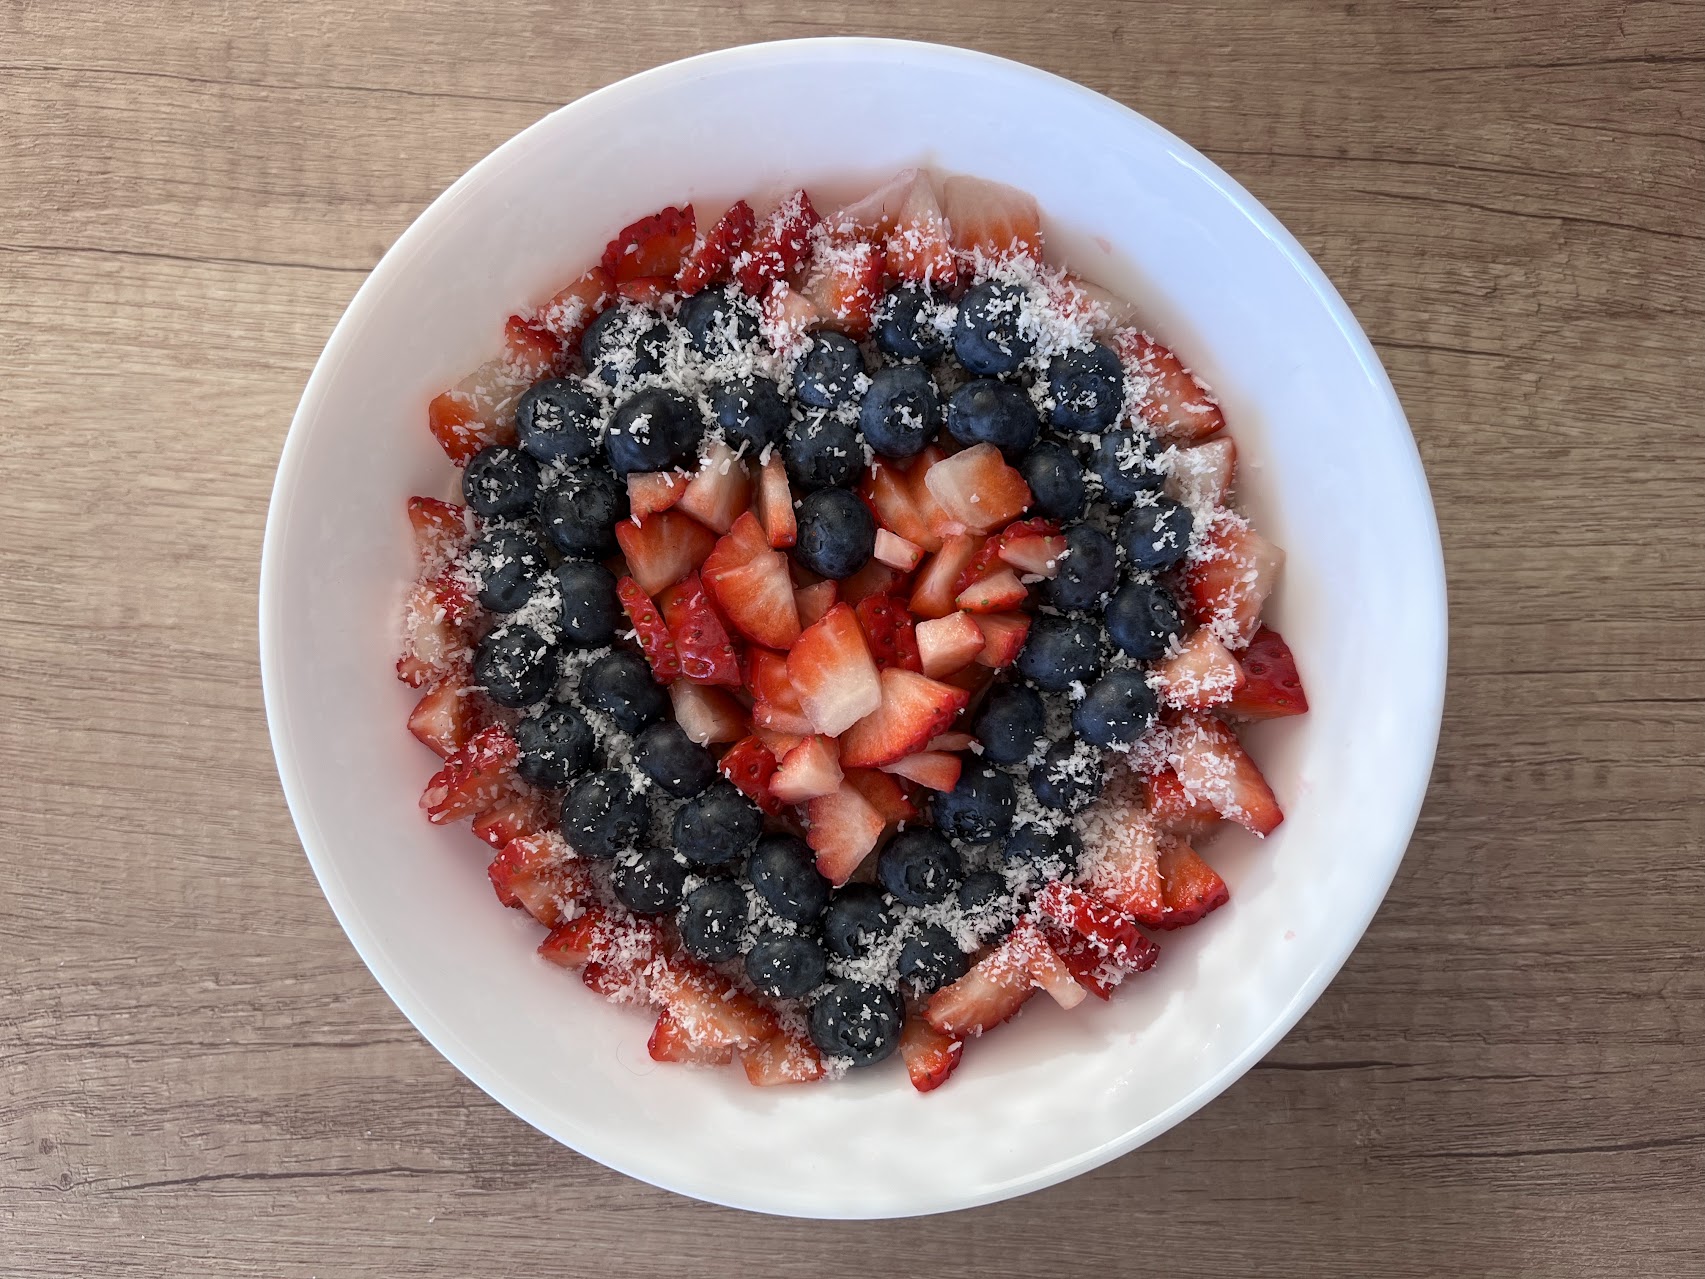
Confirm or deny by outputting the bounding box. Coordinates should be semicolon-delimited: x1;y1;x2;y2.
872;528;924;572
627;470;690;520
535;265;614;350
805;781;887;885
420;567;476;629
904;444;955;541
1181;515;1284;649
703;513;801;650
670;681;748;745
407;677;480;758
1157;841;1231;929
406;496;472;569
927;731;977;752
755;452;797;547
733;190;822;294
899;1013;963;1093
1167;712;1283;836
471;791;551;850
1054;272;1142;335
1006;920;1087;1010
879;751;962;793
951;535;1008;598
885;173;958;287
972;612;1031;669
998;530;1067;578
647;1009;736;1066
787;603;882;737
799;236;887;340
914;610;987;680
843;768;918;827
839;668;970;769
420;724;518;825
613;575;680;685
614;510;719;597
700;506;770;582
771;734;845;805
1153;627;1246;710
602;204;697;283
924;444;1033;534
538;909;603;967
1035;881;1158;974
748;648;815;735
751;727;806;759
794;579;837;628
427;382;511;465
1221;626;1309;720
1142;766;1221;839
854;594;922;673
676;199;757;295
861;458;943;553
740;1027;826;1086
651;956;779;1049
676;440;752;535
1163;436;1237;512
1079;773;1166;925
492;832;582;926
955;567;1029;614
909;534;987;619
1120;330;1226;444
657;572;742;686
839;559;907;606
718;735;783;814
925;940;1036;1038
615;276;674;309
758;280;821;356
1040;924;1118;999
939;174;1044;262
502;313;565;381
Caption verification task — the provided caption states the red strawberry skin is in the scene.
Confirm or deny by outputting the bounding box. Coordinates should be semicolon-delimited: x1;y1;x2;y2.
839;668;970;769
734;191;821;294
855;594;922;672
602;205;697;282
616;576;681;684
657;573;743;687
718;735;784;815
1221;626;1309;720
676;199;756;294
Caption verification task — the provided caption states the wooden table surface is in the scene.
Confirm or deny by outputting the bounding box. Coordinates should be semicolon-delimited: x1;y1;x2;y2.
4;2;1702;1274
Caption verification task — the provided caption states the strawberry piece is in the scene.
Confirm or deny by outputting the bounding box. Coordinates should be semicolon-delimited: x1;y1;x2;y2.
1168;712;1283;836
904;444;956;541
1143;766;1221;839
651;955;779;1050
471;792;551;850
952;535;1008;597
1164;436;1237;512
1040;924;1117;999
419;724;518;825
758;280;821;355
972;612;1031;669
407;677;480;758
740;1028;825;1086
839;559;907;606
1153;628;1246;710
843;768;919;827
998;531;1067;578
427;383;511;465
854;594;922;673
939;174;1044;262
657;572;742;686
794;579;837;628
833;168;958;288
537;909;605;967
406;496;472;570
676;440;752;535
1182;515;1284;649
627;470;690;519
1035;881;1158;974
771;734;845;805
1221;626;1309;720
787;603;882;737
839;668;970;769
879;751;962;793
927;731;976;752
899;1013;963;1093
861;458;943;553
1053;272;1142;335
872;528;924;572
1157;841;1231;929
700;506;771;582
669;682;747;745
955;567;1030;614
616;575;681;684
734;190;822;294
1007;920;1088;1010
924;443;1033;533
615;276;675;309
748;648;815;735
647;1009;736;1066
703;513;801;650
751;727;806;759
421;567;477;629
909;534;987;619
914;611;987;679
537;265;614;348
614;510;718;597
926;939;1036;1038
502;312;565;381
755;452;797;548
492;832;583;926
1079;772;1166;925
805;781;887;884
718;735;784;814
676;199;757;294
799;236;887;340
1120;330;1226;444
602;204;697;283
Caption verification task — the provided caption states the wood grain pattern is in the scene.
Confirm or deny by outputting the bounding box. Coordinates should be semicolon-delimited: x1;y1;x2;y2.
3;1;1702;1273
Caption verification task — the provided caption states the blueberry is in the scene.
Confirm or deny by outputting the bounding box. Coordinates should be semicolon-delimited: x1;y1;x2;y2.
970;683;1045;765
945;379;1040;457
708;376;791;456
1020;440;1088;521
516;377;601;465
793;332;867;409
745;930;828;999
678;879;750;962
821;883;894;958
953;280;1034;377
748;834;831;924
612;847;688;915
1044;525;1118;611
538;468;626;557
1073;669;1159;747
783;410;864;491
462;445;540;518
1046;344;1125;432
877;829;962;906
859;364;941;460
473;526;546;614
874;284;948;362
672;780;762;867
956;869;1008;916
606;388;704;476
808;981;902;1067
554;560;621;648
1030;740;1105;813
472;625;556;708
1004;824;1083;873
1106;581;1183;660
898;925;969;995
932;761;1017;843
679;286;757;361
581;304;669;387
1015;615;1104;691
1090;429;1162;508
561;769;649;859
793;488;875;579
513;701;596;789
581;649;667;733
1117;498;1194;571
631;721;716;797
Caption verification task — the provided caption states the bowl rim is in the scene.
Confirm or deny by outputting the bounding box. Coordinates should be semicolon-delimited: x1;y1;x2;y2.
259;35;1447;1217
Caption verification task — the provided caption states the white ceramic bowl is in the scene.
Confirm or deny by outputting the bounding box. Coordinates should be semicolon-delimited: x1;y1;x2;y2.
260;38;1446;1218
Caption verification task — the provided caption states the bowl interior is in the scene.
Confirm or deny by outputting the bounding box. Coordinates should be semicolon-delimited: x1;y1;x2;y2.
261;39;1445;1218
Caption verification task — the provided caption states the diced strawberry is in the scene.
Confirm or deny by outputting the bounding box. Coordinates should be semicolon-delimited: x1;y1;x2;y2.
718;735;783;814
885;173;958;287
861;459;943;553
734;191;822;294
914;611;987;680
1167;713;1283;836
805;781;887;884
676;440;752;535
502;313;565;381
471;791;550;849
1053;273;1142;335
904;444;956;541
700;506;770;581
755;452;797;547
839;560;907;606
1080;773;1166;925
909;534;987;619
627;470;690;519
419;567;476;630
602;204;697;283
407;677;480;758
1040;924;1116;999
420;724;518;825
406;496;472;570
955;567;1029;614
748;648;815;735
702;514;801;650
794;580;837;628
1221;626;1309;720
924;444;1033;534
940;662;992;699
670;681;747;745
925;941;1036;1038
615;575;681;685
951;534;1007;597
647;1009;736;1066
939;174;1044;263
651;955;779;1049
1153;628;1246;710
536;265;614;349
899;1013;963;1093
1006;920;1087;1009
1035;881;1159;974
1157;841;1231;929
972;612;1031;668
1181;515;1284;649
872;528;924;572
1163;436;1237;513
676;199;757;295
998;531;1067;578
751;727;806;759
492;832;582;926
879;751;962;793
615;276;674;308
928;732;976;752
427;384;510;466
787;603;882;737
1142;766;1221;839
843;768;919;826
799;236;887;340
758;280;821;356
839;668;970;769
537;906;610;965
614;510;719;597
655;572;742;685
1120;330;1226;444
740;1027;826;1086
771;734;844;805
854;594;922;673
